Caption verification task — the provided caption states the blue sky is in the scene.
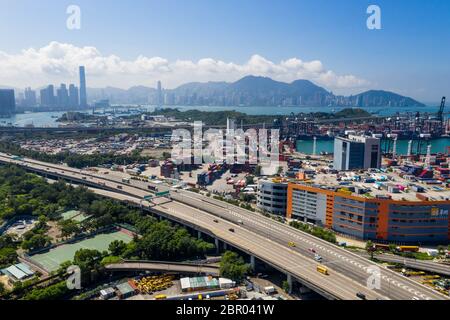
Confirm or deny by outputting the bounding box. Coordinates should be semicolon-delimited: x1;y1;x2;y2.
0;0;449;103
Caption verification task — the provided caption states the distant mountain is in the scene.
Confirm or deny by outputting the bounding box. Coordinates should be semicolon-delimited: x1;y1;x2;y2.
167;76;333;107
349;90;425;107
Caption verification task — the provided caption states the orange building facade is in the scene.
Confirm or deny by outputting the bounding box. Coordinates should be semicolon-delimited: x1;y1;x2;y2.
287;183;450;244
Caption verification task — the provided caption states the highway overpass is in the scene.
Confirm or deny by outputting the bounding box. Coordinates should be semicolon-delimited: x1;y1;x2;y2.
0;153;448;300
105;260;220;276
365;253;450;277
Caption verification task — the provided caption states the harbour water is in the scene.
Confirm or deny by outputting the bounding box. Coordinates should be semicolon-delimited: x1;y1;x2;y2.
296;138;450;155
1;104;447;128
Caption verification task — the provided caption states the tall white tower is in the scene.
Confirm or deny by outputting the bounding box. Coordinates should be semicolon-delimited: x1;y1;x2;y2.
312;136;317;156
392;137;397;158
407;140;413;157
425;144;432;168
157;81;162;108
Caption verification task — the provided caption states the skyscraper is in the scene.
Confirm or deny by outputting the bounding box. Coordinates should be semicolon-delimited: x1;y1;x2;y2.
0;89;16;116
40;85;56;107
68;84;79;108
157;80;162;107
24;87;37;107
57;84;69;108
79;66;87;108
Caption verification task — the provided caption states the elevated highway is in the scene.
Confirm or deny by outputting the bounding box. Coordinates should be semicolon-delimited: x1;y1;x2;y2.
0;153;448;300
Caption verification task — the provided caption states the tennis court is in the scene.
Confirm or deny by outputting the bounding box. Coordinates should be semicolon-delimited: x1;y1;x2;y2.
60;210;91;223
29;231;133;272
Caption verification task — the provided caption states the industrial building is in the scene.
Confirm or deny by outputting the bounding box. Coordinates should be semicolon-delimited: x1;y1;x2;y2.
180;276;220;292
287;182;450;244
333;134;381;170
256;179;288;215
180;276;235;292
1;263;35;284
116;281;137;299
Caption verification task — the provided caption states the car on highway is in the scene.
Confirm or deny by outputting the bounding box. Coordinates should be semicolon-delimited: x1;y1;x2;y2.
314;254;322;262
288;241;296;247
356;292;367;300
309;248;316;253
117;185;123;189
237;220;243;225
213;219;219;223
228;228;235;233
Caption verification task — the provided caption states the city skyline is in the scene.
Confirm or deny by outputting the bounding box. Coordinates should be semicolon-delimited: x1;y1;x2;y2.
0;0;449;102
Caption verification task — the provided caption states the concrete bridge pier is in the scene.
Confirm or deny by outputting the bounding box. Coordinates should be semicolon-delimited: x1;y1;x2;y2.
287;274;293;294
223;242;228;250
215;238;220;254
250;255;256;271
197;230;202;239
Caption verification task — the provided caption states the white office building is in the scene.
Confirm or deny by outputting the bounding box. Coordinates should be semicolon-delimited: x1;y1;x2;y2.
257;179;288;215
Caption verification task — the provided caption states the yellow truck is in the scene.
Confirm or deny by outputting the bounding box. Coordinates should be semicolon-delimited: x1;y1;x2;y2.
317;265;329;275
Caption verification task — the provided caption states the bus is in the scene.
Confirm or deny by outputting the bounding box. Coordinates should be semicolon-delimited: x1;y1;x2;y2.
122;178;130;184
374;243;390;251
155;294;167;300
317;265;329;275
397;246;419;253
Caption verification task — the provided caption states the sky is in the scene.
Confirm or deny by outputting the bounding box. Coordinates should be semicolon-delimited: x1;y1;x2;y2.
0;0;449;103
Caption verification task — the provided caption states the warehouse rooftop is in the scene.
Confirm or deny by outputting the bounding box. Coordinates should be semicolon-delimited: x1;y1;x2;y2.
293;168;450;202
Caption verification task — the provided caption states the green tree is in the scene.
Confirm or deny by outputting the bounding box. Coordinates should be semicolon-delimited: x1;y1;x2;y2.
366;240;375;260
0;247;17;267
219;251;251;281
108;240;127;256
101;256;122;266
21;234;51;252
73;249;103;272
437;245;446;256
388;244;397;252
73;249;104;285
281;280;290;293
58;219;82;239
24;281;69;300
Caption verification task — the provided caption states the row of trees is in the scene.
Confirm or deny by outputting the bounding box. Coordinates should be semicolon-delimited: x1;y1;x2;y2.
289;220;337;244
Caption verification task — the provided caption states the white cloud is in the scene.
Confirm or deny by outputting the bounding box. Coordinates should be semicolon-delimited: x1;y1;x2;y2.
0;41;369;92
